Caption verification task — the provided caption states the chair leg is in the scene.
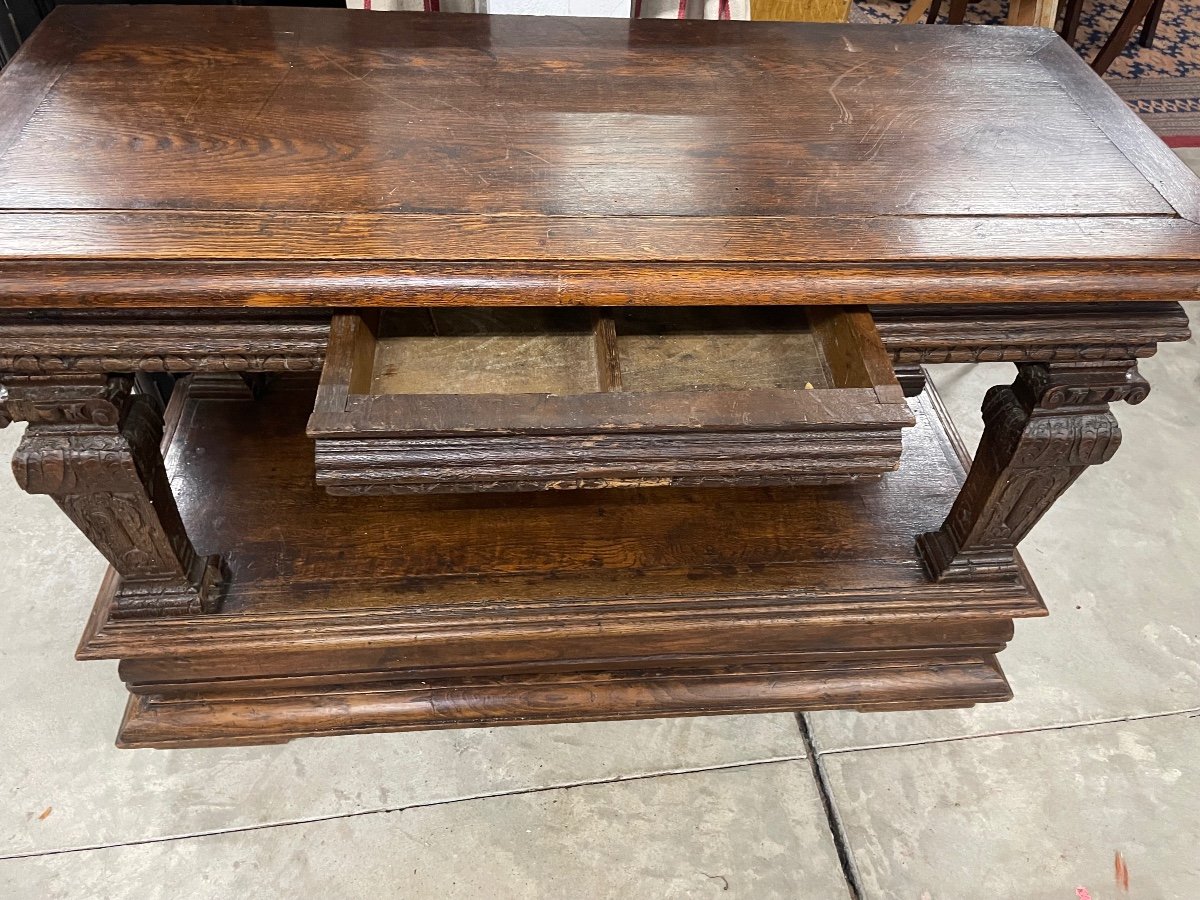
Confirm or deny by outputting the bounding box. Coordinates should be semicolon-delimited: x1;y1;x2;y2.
1058;0;1084;44
946;0;969;22
1139;0;1165;47
902;0;933;22
1091;0;1159;73
925;0;944;22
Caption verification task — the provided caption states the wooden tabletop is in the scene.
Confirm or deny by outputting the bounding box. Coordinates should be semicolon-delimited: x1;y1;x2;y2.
0;6;1197;308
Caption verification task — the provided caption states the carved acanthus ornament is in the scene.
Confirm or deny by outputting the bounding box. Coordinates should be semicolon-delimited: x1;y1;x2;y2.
0;374;223;619
918;360;1147;581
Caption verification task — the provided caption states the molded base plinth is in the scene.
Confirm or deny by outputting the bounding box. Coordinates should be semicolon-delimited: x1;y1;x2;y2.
77;375;1043;748
117;657;1012;749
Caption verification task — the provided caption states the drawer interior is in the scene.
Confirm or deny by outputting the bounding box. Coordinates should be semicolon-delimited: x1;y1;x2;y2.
312;305;910;437
613;308;831;392
372;309;601;396
308;305;912;495
365;307;838;400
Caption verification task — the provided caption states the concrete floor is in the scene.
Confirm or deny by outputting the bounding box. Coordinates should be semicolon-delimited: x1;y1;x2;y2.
2;169;1198;900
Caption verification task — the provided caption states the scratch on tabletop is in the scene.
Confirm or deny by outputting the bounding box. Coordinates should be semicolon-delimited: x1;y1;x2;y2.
827;61;869;130
180;86;206;124
315;47;423;113
252;69;291;121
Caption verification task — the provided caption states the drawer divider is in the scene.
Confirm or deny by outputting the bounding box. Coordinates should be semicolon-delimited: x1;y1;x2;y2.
591;310;623;393
309;306;914;494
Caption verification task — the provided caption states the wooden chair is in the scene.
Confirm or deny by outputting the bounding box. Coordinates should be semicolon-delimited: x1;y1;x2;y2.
904;0;967;23
902;0;1056;28
1059;0;1168;74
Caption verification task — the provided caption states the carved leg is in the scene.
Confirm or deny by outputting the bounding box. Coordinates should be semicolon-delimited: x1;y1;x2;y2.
0;374;223;619
918;361;1148;581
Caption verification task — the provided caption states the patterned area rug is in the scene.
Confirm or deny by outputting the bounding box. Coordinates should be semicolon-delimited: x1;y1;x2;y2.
852;0;1200;144
1111;77;1200;145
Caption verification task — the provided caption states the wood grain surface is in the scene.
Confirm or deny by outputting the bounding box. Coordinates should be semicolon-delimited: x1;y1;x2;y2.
83;377;1041;656
72;377;1041;746
0;7;1197;307
306;306;912;492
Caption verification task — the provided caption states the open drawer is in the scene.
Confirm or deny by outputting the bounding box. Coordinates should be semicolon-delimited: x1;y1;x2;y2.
307;307;914;495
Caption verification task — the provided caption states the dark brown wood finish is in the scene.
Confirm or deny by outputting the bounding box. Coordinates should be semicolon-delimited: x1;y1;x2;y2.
0;8;1197;308
0;303;1187;375
918;360;1145;580
308;306;913;494
86;377;1037;747
0;9;1194;746
0;375;223;619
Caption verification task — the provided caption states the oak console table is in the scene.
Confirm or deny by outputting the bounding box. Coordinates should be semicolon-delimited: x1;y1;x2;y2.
0;7;1195;748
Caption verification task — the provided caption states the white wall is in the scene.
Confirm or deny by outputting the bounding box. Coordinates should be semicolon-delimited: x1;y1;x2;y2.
345;0;752;21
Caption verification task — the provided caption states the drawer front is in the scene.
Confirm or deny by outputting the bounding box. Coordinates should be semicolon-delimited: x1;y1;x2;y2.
307;307;913;495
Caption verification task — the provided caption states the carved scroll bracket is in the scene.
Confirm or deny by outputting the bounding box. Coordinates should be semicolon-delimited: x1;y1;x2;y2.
0;374;223;619
918;360;1147;582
